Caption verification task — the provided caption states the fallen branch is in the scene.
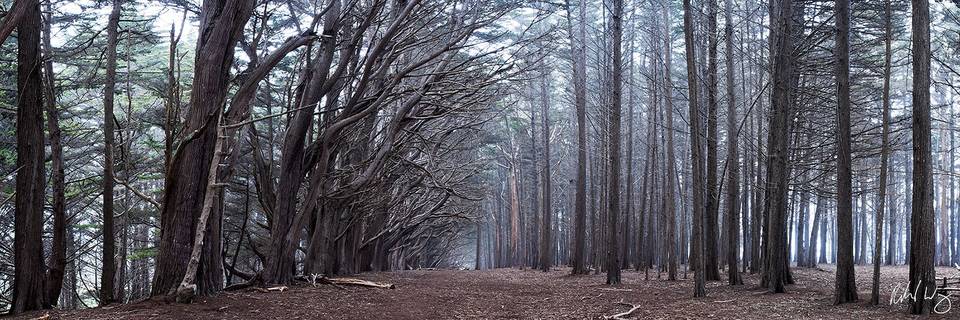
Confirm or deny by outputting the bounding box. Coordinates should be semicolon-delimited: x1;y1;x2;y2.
713;299;736;303
603;300;642;320
325;277;396;289
599;288;634;292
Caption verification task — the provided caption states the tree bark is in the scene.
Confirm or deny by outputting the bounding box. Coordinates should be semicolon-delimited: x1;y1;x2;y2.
682;0;706;297
152;0;254;297
909;0;936;314
100;0;122;305
605;0;623;285
566;0;589;276
10;0;46;313
723;0;741;285
834;0;858;304
871;0;893;306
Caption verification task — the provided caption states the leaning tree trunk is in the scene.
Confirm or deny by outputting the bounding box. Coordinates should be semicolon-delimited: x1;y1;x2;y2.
909;0;936;314
152;0;254;297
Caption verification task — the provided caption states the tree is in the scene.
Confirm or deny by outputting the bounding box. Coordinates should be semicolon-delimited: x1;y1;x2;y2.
152;0;254;297
41;0;67;306
662;0;679;282
704;0;721;282
908;0;936;314
565;0;589;276
762;0;794;294
682;0;706;298
100;0;122;305
606;0;623;285
722;0;741;286
834;0;858;305
871;0;893;306
538;64;553;273
10;0;46;313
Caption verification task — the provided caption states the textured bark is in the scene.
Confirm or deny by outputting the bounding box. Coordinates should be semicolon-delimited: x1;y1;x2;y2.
704;0;721;281
41;0;66;306
605;0;623;285
539;67;552;273
723;0;741;286
909;0;936;314
871;0;892;306
763;0;794;294
566;0;589;276
0;0;30;43
662;3;678;282
834;0;858;304
152;0;254;297
100;0;122;304
683;0;706;297
10;0;46;313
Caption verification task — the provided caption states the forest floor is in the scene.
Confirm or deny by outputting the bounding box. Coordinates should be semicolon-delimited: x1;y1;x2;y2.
14;265;960;319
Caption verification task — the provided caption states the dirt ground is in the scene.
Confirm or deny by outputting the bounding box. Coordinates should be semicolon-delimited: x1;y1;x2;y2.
14;265;960;319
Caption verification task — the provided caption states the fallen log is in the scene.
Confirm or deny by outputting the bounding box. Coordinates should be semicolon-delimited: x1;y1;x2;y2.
326;277;396;289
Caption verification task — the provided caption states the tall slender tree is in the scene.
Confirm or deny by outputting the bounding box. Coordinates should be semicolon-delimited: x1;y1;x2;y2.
834;0;858;305
682;0;706;297
871;0;893;306
723;0;741;286
100;0;122;305
565;0;589;276
908;0;936;314
605;0;623;285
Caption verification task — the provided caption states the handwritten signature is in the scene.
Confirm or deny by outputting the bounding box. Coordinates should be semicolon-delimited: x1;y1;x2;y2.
889;282;953;314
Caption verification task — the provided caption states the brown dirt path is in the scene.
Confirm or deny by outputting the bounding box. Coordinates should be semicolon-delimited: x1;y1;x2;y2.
13;265;959;319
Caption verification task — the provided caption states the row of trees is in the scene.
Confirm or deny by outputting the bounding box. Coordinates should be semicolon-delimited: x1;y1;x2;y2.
0;0;958;316
0;0;533;313
471;0;957;315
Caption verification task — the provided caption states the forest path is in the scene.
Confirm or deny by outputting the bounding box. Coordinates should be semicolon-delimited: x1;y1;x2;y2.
15;266;956;319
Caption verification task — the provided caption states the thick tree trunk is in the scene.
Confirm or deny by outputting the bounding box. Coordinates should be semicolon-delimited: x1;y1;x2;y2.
152;0;254;297
909;0;936;314
704;0;721;282
762;0;794;294
10;0;46;313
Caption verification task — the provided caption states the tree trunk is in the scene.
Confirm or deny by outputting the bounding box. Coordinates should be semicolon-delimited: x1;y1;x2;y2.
682;0;706;297
152;0;254;297
834;0;858;304
723;0;741;285
41;0;67;306
538;65;552;273
762;0;794;294
909;0;936;314
871;0;893;305
10;0;46;313
100;0;122;305
566;0;589;276
704;0;721;282
662;2;679;282
605;0;623;285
